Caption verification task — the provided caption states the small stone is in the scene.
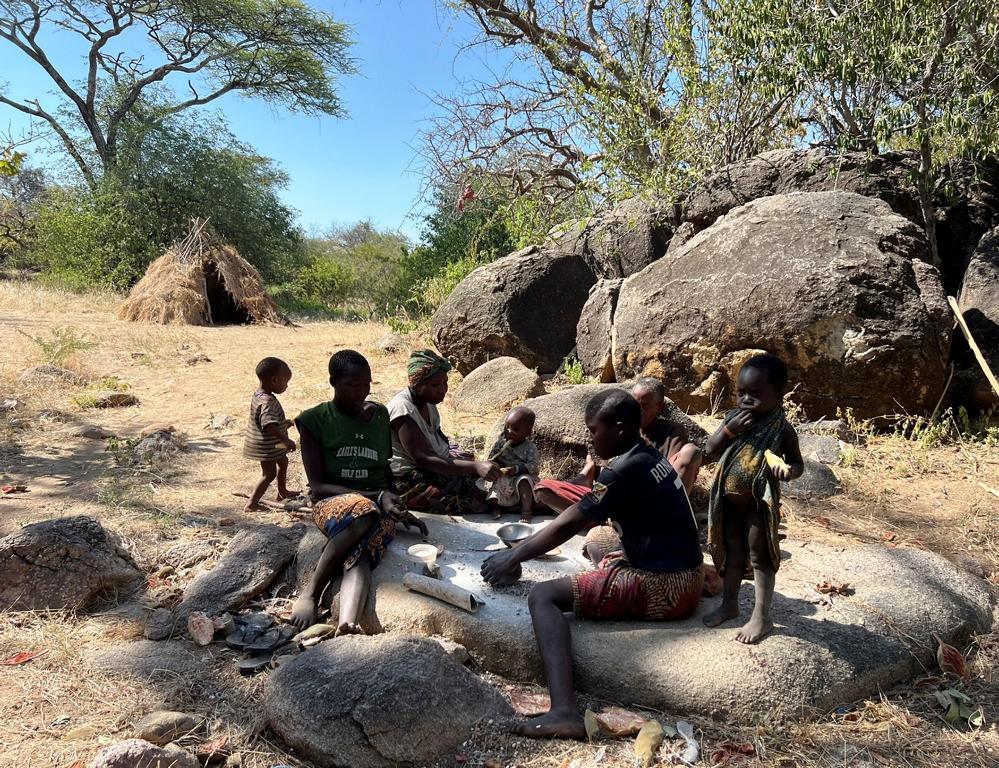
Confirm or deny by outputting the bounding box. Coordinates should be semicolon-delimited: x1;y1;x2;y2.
224;754;243;768
74;424;115;440
134;711;204;746
187;611;216;646
213;613;235;635
20;365;85;386
92;391;139;408
140;423;176;438
185;354;211;366
432;636;470;665
1;398;19;413
144;608;176;641
154;565;175;578
88;738;199;768
205;414;234;430
376;332;405;352
217;517;236;528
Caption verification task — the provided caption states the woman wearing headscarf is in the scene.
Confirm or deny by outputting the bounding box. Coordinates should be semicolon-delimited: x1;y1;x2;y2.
387;350;500;513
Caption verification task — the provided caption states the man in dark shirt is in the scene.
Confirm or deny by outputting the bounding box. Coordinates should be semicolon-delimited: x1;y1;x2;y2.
481;389;703;740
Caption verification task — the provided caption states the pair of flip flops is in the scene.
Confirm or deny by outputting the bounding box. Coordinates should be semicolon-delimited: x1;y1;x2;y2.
225;612;297;675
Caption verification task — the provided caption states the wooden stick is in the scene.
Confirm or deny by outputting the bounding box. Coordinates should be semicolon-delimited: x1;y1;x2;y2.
948;295;999;399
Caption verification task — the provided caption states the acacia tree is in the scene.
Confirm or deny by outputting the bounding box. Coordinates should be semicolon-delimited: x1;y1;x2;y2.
426;1;798;207
0;0;354;187
718;0;999;266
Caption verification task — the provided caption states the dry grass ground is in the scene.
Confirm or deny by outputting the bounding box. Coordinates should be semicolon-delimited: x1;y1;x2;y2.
1;277;997;768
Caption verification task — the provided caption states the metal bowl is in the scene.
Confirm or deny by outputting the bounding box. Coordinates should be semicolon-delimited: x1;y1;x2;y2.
496;522;534;548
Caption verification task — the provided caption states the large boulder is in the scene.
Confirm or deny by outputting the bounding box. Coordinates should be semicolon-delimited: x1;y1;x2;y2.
612;192;952;419
264;635;510;768
432;245;597;374
682;149;999;294
453;356;545;413
178;524;305;618
576;279;623;382
682;149;922;231
549;196;675;279
954;227;999;409
0;516;141;611
492;384;708;478
364;518;998;723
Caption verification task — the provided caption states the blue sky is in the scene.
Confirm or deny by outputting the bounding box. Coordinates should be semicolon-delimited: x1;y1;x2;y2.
0;1;519;240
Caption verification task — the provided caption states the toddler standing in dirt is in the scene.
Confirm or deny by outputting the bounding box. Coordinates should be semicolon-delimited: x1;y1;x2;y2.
242;357;299;511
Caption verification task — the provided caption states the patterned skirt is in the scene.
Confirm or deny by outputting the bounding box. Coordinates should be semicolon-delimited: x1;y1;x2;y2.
394;469;480;515
571;525;703;620
311;493;396;570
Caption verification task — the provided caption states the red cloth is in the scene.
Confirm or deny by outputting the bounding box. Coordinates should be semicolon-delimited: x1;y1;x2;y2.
534;478;590;505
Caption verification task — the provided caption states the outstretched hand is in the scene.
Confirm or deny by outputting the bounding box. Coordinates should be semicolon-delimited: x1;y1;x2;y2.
383;493;428;536
480;549;519;585
475;460;501;482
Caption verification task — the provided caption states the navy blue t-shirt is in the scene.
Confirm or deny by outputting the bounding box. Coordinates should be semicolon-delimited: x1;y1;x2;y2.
577;440;701;573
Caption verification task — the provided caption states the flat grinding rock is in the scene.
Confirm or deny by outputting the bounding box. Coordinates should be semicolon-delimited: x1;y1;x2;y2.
368;516;998;722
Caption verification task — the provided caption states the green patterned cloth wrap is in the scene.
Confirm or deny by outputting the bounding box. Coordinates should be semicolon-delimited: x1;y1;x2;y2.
708;407;787;574
407;349;452;386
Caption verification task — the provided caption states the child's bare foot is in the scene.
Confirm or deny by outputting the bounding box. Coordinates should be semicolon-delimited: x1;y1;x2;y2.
290;594;319;630
513;710;586;740
519;513;534;524
276;489;301;501
702;602;739;627
243;502;268;513
335;622;365;637
735;613;773;644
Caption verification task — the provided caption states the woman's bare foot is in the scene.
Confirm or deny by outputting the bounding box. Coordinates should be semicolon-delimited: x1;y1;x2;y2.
276;489;301;501
335;622;365;637
290;594;319;629
702;601;739;627
513;710;587;740
735;613;773;644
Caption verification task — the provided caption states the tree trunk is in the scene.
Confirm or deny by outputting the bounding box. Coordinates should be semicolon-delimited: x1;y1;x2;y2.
918;129;941;270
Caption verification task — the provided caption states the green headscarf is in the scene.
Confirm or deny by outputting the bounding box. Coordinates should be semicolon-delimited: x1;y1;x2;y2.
407;349;452;387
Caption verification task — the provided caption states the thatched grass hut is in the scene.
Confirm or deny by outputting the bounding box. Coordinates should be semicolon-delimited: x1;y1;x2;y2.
118;220;290;326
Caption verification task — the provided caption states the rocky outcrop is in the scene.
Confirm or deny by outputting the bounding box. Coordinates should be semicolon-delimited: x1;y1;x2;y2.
433;197;675;375
0;516;141;611
432;245;597;375
576;279;622;382
453;356;545;413
682;149;922;231
177;524;305;618
265;635;510;768
612;192;952;419
954;227;999;409
548;196;674;279
681;149;999;293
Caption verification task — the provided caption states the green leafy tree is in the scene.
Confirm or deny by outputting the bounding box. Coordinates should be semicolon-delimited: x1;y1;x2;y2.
31;110;303;288
0;0;354;186
721;0;999;266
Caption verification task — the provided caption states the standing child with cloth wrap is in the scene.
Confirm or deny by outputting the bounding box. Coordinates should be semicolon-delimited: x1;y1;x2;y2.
701;353;804;644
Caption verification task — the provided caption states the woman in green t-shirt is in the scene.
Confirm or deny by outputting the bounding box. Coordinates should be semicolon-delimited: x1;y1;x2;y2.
290;350;427;631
